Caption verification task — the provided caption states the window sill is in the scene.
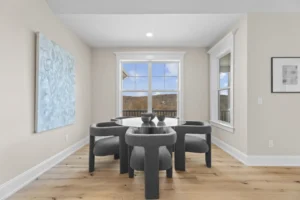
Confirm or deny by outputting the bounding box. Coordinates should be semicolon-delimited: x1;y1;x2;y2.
210;120;234;133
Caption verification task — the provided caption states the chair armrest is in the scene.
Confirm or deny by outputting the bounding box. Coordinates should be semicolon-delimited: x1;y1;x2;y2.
90;122;128;137
174;121;211;136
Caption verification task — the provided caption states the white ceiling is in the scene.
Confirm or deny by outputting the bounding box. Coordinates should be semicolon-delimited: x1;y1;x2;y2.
47;0;300;48
47;0;300;14
58;14;241;47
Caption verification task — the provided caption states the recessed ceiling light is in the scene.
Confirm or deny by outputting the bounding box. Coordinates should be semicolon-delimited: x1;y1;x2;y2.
146;32;153;37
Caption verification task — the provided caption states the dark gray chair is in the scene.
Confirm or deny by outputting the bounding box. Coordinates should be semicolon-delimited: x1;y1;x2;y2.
174;121;212;171
89;122;129;174
110;116;135;159
125;127;177;200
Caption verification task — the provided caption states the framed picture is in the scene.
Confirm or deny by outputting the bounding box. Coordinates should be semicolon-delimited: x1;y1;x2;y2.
35;33;75;133
271;57;300;93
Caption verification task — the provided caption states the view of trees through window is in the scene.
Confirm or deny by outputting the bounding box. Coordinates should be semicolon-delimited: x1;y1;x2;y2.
122;62;179;117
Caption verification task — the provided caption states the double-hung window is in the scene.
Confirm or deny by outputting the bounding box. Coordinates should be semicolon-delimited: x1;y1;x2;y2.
115;52;185;119
218;53;231;123
208;33;234;132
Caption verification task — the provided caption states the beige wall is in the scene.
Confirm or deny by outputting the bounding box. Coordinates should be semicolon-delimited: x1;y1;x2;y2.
92;47;209;123
247;13;300;155
0;0;92;184
211;16;248;154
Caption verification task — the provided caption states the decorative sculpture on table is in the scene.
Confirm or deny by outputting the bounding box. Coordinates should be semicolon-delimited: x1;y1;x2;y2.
35;33;75;133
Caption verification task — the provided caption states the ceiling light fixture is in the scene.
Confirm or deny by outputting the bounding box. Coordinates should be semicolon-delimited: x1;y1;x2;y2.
146;32;153;37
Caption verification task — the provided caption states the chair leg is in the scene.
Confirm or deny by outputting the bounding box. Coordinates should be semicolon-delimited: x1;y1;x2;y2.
205;134;212;168
144;148;159;199
175;135;186;171
166;145;173;178
128;145;134;178
166;167;172;178
129;167;134;178
114;153;119;160
205;151;211;168
119;137;128;174
89;136;95;173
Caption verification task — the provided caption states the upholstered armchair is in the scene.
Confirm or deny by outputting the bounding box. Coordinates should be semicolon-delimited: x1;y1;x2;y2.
174;121;212;171
110;116;134;159
89;122;129;174
125;127;177;199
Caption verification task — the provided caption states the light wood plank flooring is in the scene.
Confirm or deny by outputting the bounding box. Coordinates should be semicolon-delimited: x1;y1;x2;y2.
9;145;300;200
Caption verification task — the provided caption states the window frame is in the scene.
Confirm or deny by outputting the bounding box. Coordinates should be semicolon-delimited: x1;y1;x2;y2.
208;33;234;132
115;52;185;119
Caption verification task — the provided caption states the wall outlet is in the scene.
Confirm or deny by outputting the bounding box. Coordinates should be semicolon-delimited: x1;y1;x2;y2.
258;97;263;105
65;134;69;142
268;140;274;148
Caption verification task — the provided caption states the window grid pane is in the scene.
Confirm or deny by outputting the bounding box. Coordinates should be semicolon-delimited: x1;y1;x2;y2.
152;63;179;90
152;92;178;117
122;92;148;117
219;53;231;89
122;62;148;90
218;89;230;123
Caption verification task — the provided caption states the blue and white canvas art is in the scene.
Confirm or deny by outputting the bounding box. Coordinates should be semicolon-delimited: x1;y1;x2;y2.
35;33;75;133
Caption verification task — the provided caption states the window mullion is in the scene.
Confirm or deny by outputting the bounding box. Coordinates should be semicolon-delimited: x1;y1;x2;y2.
148;62;152;112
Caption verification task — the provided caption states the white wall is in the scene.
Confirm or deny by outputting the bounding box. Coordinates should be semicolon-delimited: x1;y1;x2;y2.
92;47;209;123
0;0;92;185
247;13;300;156
211;16;248;154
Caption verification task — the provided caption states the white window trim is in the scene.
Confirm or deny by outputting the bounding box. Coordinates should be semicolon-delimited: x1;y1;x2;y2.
114;51;185;120
208;32;235;133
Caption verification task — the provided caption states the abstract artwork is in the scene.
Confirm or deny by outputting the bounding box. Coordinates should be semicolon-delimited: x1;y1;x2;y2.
282;65;298;85
35;33;75;133
271;57;300;93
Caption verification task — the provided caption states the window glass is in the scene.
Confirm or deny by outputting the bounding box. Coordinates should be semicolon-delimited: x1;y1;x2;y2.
219;53;231;89
152;63;165;76
121;62;180;117
218;89;230;123
165;63;179;76
152;92;177;117
122;92;148;117
165;77;178;90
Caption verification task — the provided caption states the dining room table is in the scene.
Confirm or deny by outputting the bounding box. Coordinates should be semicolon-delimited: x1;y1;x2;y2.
115;116;186;133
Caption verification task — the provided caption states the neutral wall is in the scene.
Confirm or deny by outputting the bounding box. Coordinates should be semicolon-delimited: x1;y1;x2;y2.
92;47;209;123
211;16;248;154
0;0;91;184
247;13;300;155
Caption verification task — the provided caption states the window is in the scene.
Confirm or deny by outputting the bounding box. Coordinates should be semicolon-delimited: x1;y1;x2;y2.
218;53;231;123
115;52;185;119
121;62;179;117
208;33;234;132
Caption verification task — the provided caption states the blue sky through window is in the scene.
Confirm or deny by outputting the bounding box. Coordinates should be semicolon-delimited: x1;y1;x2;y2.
220;72;229;89
122;63;178;93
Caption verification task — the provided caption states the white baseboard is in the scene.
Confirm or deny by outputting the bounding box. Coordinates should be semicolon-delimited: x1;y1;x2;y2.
212;136;248;165
247;155;300;166
0;136;89;200
212;136;300;167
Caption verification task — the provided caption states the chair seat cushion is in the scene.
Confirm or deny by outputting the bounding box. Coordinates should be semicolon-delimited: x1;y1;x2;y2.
185;134;209;153
130;146;172;171
93;136;119;156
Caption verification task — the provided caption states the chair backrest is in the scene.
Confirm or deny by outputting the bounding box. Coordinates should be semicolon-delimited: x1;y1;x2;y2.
174;121;212;135
125;127;177;148
90;122;128;137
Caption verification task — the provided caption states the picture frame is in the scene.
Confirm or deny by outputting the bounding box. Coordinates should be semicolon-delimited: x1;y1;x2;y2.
271;57;300;93
35;33;76;133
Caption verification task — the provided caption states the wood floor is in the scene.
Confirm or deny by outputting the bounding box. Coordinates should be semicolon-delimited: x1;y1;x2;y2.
9;145;300;200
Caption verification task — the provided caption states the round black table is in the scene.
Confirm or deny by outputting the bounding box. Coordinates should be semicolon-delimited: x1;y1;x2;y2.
116;117;186;134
